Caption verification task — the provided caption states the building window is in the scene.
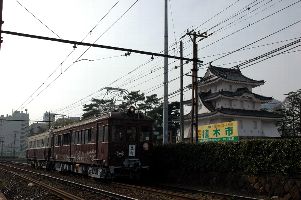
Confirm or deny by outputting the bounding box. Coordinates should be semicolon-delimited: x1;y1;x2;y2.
229;85;233;91
252;102;256;110
229;100;233;108
253;121;257;129
240;101;244;109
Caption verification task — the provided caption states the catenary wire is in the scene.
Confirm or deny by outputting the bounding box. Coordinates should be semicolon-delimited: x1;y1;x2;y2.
16;0;61;38
52;0;289;115
16;1;120;111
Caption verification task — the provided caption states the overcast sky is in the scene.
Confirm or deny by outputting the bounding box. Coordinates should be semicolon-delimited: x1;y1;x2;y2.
0;0;300;121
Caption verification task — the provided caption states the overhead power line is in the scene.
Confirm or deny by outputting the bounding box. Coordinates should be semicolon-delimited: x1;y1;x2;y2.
51;0;293;115
16;0;61;38
234;38;301;69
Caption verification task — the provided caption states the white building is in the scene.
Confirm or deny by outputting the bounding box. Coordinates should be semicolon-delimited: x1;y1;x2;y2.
0;111;29;157
184;65;282;140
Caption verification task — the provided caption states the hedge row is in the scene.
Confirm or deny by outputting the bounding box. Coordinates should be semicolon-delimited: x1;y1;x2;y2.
150;139;301;176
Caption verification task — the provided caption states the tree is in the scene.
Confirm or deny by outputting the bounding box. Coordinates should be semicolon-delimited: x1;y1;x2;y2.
52;117;80;127
277;89;301;137
139;94;160;115
82;98;115;119
122;91;145;111
147;101;180;142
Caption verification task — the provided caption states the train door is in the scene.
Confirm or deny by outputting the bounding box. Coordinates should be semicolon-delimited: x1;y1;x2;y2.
126;126;138;159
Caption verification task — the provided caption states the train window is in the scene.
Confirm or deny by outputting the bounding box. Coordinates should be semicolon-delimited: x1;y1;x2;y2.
140;126;150;142
63;133;69;145
98;125;104;142
91;128;96;143
54;135;57;146
71;132;75;144
76;131;80;144
87;129;92;143
85;130;89;143
112;126;125;142
46;137;49;147
104;126;108;142
127;127;137;143
58;135;62;146
81;130;84;144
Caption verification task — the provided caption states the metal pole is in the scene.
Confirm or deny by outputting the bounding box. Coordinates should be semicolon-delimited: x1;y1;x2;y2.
0;0;3;49
180;41;184;142
163;0;169;144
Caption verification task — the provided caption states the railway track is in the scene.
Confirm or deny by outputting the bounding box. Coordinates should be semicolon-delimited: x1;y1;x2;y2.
1;167;83;200
114;182;264;200
0;161;266;200
0;163;136;200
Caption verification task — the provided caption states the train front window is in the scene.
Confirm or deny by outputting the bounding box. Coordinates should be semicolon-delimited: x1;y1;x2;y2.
112;126;125;142
127;127;137;143
140;126;150;142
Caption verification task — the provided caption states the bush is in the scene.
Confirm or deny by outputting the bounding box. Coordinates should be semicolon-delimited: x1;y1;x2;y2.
150;139;301;177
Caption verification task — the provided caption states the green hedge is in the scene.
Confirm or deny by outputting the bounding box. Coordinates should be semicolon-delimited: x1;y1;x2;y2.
150;139;301;176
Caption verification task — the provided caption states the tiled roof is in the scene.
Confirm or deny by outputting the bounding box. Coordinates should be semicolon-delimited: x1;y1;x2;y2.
200;88;273;101
195;108;282;119
205;66;265;84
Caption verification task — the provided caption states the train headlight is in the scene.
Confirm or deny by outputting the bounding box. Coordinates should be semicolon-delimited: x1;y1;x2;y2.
143;142;149;151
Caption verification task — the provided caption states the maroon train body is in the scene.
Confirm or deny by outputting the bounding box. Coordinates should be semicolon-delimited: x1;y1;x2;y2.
26;110;153;179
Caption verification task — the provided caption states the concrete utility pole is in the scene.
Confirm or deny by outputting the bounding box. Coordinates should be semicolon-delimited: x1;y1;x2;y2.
163;0;169;144
186;30;208;143
179;41;184;142
48;111;51;129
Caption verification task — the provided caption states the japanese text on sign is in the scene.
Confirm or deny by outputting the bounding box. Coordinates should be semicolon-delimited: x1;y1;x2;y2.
198;121;238;142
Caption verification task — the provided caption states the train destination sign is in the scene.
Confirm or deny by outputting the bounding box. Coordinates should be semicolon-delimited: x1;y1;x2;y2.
198;121;239;142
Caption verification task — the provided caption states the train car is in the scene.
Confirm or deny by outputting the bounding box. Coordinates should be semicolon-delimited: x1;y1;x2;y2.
26;131;51;168
28;108;153;179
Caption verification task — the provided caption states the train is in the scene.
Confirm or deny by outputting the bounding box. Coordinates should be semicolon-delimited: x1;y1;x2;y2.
26;107;154;179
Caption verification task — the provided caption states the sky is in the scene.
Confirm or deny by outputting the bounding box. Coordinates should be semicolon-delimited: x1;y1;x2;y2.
0;0;300;121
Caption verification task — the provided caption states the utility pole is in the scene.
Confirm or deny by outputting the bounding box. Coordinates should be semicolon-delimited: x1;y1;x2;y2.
179;41;184;142
0;0;3;49
185;30;208;143
48;111;51;129
163;0;169;144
